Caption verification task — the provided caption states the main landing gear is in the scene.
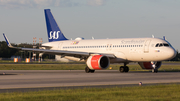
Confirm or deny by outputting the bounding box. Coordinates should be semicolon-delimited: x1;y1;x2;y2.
85;66;95;73
119;63;129;73
119;66;129;73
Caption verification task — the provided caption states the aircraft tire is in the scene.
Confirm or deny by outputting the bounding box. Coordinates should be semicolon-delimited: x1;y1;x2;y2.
154;69;158;73
85;66;90;73
90;70;95;73
119;66;125;73
124;66;129;72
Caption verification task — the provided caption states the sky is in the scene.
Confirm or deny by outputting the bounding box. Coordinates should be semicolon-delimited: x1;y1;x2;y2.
0;0;180;51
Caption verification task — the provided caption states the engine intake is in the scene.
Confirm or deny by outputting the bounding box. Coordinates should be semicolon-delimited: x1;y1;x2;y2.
86;55;110;70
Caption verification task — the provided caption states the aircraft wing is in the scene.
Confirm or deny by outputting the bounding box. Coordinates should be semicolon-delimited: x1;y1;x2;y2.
3;33;116;59
20;48;115;58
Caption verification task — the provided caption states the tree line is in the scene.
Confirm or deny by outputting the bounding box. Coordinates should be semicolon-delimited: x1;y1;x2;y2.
0;41;55;59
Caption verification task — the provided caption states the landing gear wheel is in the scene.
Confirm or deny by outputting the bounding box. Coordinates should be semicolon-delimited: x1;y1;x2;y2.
119;66;129;73
85;66;90;73
119;66;125;73
152;69;158;73
154;69;158;73
124;66;129;72
85;67;95;73
90;70;95;73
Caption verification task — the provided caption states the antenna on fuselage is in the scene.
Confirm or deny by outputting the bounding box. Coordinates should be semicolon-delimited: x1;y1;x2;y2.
152;35;154;38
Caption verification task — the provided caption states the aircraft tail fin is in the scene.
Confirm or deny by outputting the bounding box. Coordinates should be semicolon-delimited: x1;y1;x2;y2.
44;9;68;42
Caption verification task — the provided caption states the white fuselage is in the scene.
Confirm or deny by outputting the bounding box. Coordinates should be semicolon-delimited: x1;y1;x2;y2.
42;37;176;63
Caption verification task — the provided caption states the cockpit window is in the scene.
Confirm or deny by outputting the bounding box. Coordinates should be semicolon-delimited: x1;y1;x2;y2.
163;43;169;47
155;44;159;47
159;43;163;47
155;43;170;47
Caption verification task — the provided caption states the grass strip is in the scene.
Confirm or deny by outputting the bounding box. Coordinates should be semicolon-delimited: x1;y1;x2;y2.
0;84;180;101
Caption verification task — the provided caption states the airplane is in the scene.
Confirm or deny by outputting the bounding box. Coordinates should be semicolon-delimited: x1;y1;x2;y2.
3;9;177;73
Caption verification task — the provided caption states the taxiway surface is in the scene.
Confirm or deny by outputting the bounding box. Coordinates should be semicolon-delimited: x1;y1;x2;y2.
0;70;180;89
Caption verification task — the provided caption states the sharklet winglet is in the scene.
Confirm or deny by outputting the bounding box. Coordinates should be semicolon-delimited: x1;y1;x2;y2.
3;33;13;47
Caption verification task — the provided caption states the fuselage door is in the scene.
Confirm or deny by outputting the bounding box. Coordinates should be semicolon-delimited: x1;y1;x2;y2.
144;40;151;53
106;44;112;51
58;42;63;50
106;44;109;51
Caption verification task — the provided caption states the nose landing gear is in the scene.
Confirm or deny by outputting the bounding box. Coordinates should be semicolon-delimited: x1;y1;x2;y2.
151;61;158;73
152;68;158;73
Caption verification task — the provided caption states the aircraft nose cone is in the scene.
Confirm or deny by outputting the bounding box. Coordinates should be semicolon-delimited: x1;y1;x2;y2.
165;48;177;60
172;49;177;58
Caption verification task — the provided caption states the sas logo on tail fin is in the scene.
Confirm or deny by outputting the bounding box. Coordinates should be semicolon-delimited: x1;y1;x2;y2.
45;9;68;42
49;31;60;39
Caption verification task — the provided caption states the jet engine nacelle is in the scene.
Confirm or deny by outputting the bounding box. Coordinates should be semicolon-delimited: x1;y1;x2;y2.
138;62;162;69
86;55;110;70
